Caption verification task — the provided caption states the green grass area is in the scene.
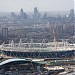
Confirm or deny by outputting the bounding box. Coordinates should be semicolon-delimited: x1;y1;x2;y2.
47;61;55;65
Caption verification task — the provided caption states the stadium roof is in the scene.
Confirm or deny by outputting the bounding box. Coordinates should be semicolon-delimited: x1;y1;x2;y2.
0;58;31;66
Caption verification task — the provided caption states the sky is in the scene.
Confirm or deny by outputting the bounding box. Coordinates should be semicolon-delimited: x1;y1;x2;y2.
0;0;74;12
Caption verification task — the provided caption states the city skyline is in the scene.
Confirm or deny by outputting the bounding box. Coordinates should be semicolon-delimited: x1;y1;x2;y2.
0;0;74;12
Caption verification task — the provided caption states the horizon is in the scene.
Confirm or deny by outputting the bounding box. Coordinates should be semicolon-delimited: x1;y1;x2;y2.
0;0;74;12
0;10;72;17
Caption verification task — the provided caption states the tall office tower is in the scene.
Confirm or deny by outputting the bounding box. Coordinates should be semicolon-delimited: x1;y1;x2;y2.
34;7;38;14
11;12;15;18
55;25;63;39
43;12;47;20
2;28;8;39
20;8;27;19
64;24;74;36
33;7;39;20
69;9;74;22
20;8;24;16
23;13;28;19
69;25;74;35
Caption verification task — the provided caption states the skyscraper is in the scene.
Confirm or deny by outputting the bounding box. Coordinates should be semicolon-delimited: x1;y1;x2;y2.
55;25;63;39
33;7;39;20
2;28;8;39
34;7;38;14
11;12;15;18
43;12;47;20
20;8;24;16
20;8;27;19
69;9;74;22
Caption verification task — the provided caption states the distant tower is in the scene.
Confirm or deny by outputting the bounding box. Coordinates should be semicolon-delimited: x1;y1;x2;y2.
11;12;15;18
20;8;24;16
20;8;27;19
56;25;63;39
34;7;38;14
23;13;28;19
53;30;56;49
2;28;8;40
33;7;39;20
70;9;74;16
69;9;74;22
43;12;47;20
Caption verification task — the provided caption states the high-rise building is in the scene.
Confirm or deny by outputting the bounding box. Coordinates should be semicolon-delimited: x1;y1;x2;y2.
20;8;27;19
70;9;74;16
33;7;39;20
69;9;74;22
55;25;63;39
64;24;74;36
23;13;28;19
43;12;47;20
34;7;38;14
69;25;74;35
2;28;8;39
20;8;24;16
11;12;15;18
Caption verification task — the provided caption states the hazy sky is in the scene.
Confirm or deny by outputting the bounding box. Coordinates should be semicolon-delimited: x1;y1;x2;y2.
0;0;74;12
